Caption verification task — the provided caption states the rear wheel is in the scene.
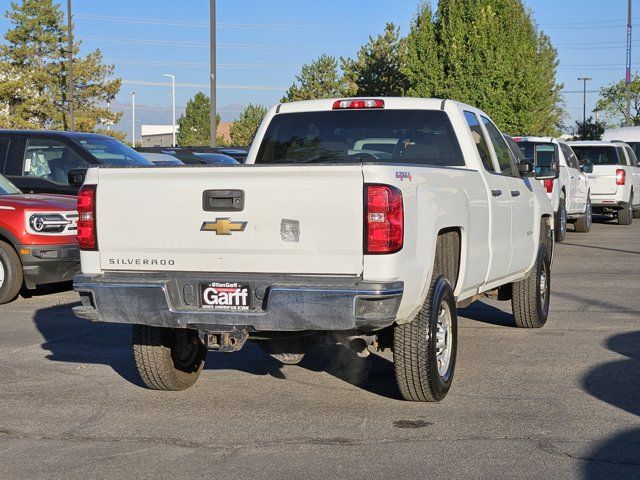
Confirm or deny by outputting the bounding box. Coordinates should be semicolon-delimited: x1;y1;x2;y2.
511;244;551;328
555;197;567;242
574;196;592;233
619;193;633;225
393;276;457;402
132;325;206;390
0;241;23;305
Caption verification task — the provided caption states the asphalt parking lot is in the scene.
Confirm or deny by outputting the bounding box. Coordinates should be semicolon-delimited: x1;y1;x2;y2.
0;220;638;480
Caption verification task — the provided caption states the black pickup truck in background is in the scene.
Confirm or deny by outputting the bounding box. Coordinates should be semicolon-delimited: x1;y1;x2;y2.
0;131;152;195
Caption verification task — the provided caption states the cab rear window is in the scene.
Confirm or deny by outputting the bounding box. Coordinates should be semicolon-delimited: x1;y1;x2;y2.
255;110;464;166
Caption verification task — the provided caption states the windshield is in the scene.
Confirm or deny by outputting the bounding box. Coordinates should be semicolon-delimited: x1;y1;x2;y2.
74;137;152;166
256;110;464;166
516;141;557;167
0;174;21;195
571;146;620;166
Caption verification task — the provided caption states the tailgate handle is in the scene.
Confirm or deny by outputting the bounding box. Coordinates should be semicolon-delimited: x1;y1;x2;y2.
202;189;244;211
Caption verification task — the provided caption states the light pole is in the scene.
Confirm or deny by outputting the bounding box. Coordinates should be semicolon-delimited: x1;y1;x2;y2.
626;0;632;126
106;101;111;131
131;91;136;147
593;108;601;124
163;74;176;147
578;77;592;127
67;0;74;130
210;0;216;147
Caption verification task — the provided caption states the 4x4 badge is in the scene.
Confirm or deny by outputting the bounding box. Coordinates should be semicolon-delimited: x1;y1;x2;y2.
201;218;247;235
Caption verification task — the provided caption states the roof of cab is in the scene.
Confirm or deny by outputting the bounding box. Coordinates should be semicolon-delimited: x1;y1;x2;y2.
0;129;114;141
275;97;449;114
568;140;628;147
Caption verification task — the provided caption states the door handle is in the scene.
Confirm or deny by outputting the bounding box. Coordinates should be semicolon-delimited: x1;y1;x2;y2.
491;189;502;197
511;190;520;197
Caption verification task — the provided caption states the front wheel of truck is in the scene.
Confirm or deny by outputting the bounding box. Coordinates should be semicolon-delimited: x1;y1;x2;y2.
511;244;551;328
393;275;457;402
132;325;206;390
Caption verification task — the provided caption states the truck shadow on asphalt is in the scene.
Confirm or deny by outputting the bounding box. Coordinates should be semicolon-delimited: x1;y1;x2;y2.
458;300;518;327
32;302;403;399
581;330;640;479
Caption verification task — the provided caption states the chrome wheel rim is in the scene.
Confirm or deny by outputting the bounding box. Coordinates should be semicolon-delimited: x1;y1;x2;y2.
435;302;453;379
539;260;549;313
0;260;4;289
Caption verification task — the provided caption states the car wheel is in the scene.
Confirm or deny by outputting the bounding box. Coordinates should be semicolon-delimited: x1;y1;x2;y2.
555;197;567;242
618;193;633;225
511;243;551;328
574;196;592;233
0;241;23;305
132;325;206;390
393;275;457;402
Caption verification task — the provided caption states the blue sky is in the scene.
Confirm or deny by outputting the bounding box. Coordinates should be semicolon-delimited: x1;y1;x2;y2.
0;0;635;137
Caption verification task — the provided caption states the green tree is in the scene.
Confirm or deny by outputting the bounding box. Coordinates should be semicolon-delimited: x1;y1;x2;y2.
341;23;408;96
281;54;350;102
574;116;605;140
403;0;563;135
176;92;224;146
403;2;442;98
0;0;121;131
229;103;267;146
595;74;640;126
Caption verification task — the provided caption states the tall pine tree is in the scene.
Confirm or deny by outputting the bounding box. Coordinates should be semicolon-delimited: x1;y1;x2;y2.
281;54;351;102
0;0;121;131
177;92;223;146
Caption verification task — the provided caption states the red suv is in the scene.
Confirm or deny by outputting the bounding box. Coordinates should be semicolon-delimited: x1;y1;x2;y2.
0;174;79;304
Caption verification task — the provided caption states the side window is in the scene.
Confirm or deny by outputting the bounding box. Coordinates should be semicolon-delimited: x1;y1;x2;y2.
560;144;578;169
0;139;9;170
464;111;494;171
481;116;516;176
616;146;629;166
23;139;89;185
625;146;638;167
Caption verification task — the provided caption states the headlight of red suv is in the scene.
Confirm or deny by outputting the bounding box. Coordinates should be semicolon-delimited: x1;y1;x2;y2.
27;213;71;234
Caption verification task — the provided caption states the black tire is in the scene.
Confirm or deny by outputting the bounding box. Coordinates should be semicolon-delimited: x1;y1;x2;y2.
132;325;206;390
618;193;633;225
633;208;640;219
574;196;592;233
555;197;567;242
511;244;551;328
393;276;457;402
0;241;23;305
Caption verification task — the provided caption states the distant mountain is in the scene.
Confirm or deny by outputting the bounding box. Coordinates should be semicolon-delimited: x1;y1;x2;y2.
107;101;246;140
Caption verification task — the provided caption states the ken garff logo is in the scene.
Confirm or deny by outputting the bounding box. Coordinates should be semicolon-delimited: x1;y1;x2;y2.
201;218;247;235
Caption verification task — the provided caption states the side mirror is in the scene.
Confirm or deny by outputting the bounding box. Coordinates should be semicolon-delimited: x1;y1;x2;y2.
68;168;87;187
581;162;594;174
533;144;560;180
517;161;534;177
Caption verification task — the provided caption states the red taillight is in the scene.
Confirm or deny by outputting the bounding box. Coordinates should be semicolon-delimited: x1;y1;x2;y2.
544;178;554;193
365;185;403;254
77;185;97;250
332;99;385;110
616;168;626;185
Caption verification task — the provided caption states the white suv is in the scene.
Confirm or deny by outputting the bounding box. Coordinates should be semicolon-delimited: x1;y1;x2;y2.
569;141;640;224
514;137;591;240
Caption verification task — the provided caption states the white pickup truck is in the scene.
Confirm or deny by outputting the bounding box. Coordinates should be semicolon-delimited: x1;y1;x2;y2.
73;98;556;402
513;137;592;240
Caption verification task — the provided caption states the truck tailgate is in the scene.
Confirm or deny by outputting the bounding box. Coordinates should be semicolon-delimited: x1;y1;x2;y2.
95;165;364;275
589;165;618;195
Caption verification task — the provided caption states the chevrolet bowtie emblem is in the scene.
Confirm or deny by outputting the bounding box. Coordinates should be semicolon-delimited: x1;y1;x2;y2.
200;218;247;235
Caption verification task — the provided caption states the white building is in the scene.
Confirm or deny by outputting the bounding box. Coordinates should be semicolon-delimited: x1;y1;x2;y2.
140;125;179;147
